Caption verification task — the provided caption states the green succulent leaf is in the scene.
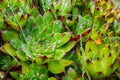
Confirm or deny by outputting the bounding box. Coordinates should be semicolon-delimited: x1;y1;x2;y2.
44;11;54;24
39;66;48;74
10;71;19;80
48;60;64;74
40;74;48;80
0;17;5;30
60;59;74;67
16;50;27;61
30;63;40;75
67;67;78;80
3;43;17;56
75;15;92;35
35;57;43;65
21;43;35;58
48;77;57;80
36;16;45;30
52;20;63;33
10;59;18;66
62;76;73;80
52;32;71;48
29;7;39;17
85;40;98;53
1;30;19;42
0;0;7;9
57;41;77;53
54;49;65;60
10;38;23;50
21;62;30;74
89;1;95;15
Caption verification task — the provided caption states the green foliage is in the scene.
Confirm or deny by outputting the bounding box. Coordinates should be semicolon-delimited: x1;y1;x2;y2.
0;55;11;71
0;0;120;80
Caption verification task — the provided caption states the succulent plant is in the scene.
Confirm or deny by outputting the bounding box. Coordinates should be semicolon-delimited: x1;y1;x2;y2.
0;0;79;79
77;31;120;79
0;0;120;80
75;0;120;79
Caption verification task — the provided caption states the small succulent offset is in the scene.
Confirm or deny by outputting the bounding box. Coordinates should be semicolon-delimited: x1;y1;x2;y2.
0;0;120;80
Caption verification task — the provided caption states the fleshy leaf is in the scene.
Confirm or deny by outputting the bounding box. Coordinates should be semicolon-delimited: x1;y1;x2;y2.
57;41;77;53
60;59;74;67
48;77;57;80
48;60;64;74
85;40;98;53
39;66;48;74
67;67;77;80
62;76;73;80
10;71;19;80
40;74;48;80
44;11;54;24
30;63;40;75
52;20;63;33
16;50;27;61
10;38;23;50
54;50;65;60
21;43;34;58
52;32;71;48
1;30;19;42
3;43;17;56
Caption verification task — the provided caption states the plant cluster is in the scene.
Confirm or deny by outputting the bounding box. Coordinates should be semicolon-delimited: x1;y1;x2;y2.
0;0;120;80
